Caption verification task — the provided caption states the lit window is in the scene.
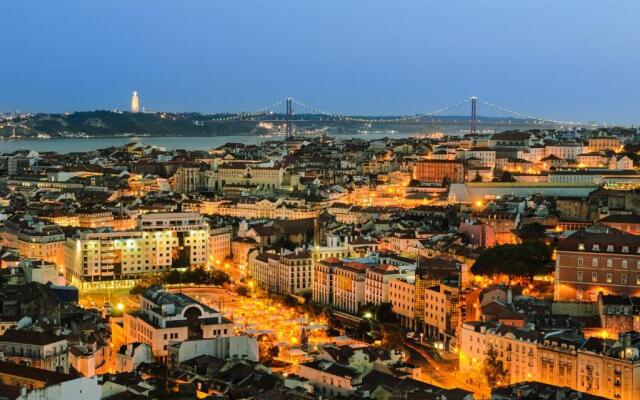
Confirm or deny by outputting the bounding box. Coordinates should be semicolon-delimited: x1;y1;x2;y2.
578;244;585;251
622;246;629;253
592;272;598;282
607;245;614;252
606;273;613;283
607;259;613;268
577;257;583;266
592;258;599;267
593;244;600;251
622;260;628;269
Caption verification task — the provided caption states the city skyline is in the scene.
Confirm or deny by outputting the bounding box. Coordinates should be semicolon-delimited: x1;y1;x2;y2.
1;0;639;124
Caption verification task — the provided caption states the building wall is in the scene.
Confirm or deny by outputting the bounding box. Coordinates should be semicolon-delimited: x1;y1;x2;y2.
413;160;465;184
555;250;640;301
389;278;415;330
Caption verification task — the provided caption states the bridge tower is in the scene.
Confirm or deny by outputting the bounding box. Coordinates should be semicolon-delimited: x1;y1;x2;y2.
285;97;293;138
470;96;477;135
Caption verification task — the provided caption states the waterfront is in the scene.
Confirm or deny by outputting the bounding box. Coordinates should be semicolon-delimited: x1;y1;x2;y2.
0;124;513;153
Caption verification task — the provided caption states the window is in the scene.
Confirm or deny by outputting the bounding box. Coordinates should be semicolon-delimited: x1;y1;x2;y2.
578;243;585;251
592;272;598;282
607;259;613;268
622;260;628;269
606;273;612;283
622;246;629;253
607;245;614;252
636;275;640;285
592;258;599;267
577;271;583;281
593;244;600;251
621;274;627;285
577;257;584;266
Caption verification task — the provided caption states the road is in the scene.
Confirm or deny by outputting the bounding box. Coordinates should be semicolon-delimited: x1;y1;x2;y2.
403;339;478;394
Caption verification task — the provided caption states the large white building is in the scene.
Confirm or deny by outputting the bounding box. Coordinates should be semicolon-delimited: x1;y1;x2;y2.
248;249;314;295
123;286;234;360
65;230;175;287
206;161;284;192
65;213;210;288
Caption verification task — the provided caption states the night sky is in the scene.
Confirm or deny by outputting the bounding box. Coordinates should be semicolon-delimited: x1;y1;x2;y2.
2;0;639;124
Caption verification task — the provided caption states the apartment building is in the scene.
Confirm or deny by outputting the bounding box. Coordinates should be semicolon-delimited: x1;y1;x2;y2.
0;329;69;373
65;230;176;287
412;160;465;184
364;264;400;305
333;261;367;314
389;277;416;330
554;225;640;301
588;137;622;153
209;226;232;264
65;213;210;287
139;212;210;268
0;215;65;269
458;148;496;168
545;144;585;161
248;249;313;295
460;322;640;400
123;286;234;359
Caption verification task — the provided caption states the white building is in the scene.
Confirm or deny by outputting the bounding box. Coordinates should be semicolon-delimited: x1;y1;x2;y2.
209;226;232;265
123;286;234;359
0;329;68;373
115;342;153;373
248;249;314;295
168;336;259;369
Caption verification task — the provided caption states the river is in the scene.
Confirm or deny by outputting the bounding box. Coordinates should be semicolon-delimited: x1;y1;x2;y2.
0;132;442;153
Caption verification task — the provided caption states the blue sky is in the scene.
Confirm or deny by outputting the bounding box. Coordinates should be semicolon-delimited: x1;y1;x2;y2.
2;0;639;123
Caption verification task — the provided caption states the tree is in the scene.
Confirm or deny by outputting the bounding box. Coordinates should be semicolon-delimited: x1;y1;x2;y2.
300;290;313;304
236;286;250;297
498;170;515;182
283;294;299;308
517;223;546;242
376;303;397;324
471;241;552;283
483;343;508;389
354;320;372;342
380;323;404;350
518;240;553;281
209;270;230;286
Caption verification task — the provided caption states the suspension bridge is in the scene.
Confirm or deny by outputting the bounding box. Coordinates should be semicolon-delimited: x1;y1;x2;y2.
207;96;603;135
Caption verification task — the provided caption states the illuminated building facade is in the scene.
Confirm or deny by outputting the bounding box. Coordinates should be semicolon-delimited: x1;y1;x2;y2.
0;215;66;269
554;225;640;301
65;213;210;288
412;160;465;184
124;286;234;359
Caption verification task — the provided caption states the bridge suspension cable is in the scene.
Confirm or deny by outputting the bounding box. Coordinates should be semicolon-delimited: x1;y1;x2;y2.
290;97;471;123
209;99;285;122
479;99;581;126
208;96;587;126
